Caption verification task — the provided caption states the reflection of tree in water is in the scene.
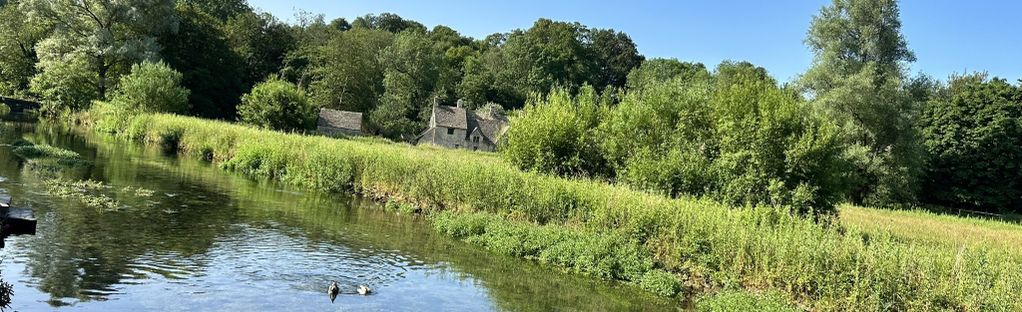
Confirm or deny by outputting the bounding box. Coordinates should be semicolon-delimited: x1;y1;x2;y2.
9;124;239;305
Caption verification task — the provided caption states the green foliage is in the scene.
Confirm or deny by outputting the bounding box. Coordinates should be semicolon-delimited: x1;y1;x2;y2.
370;30;445;139
0;1;44;97
502;86;608;177
29;54;99;114
307;28;394;113
696;290;799;312
624;58;711;92
920;74;1022;212
12;142;81;161
23;0;178;98
223;11;296;88
160;4;245;119
109;61;190;114
459;19;643;109
603;62;845;213
85;112;1022;310
352;13;426;33
800;0;924;206
237;78;315;132
638;270;681;297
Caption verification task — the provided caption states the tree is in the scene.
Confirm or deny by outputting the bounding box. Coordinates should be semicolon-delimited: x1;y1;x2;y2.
458;19;643;109
109;60;190;114
0;1;47;96
29;53;99;114
919;74;1022;212
160;3;245;119
799;0;923;206
370;30;444;140
177;0;249;21
223;11;297;88
307;29;393;113
624;58;711;92
237;78;316;132
22;0;178;99
588;28;644;89
352;13;425;33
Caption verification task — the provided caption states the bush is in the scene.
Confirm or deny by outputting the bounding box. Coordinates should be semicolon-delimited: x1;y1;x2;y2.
237;78;316;132
501;86;609;178
604;64;845;214
110;61;191;114
920;74;1022;212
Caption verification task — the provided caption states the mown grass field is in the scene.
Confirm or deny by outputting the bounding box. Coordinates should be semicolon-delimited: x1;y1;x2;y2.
840;204;1022;256
78;110;1022;311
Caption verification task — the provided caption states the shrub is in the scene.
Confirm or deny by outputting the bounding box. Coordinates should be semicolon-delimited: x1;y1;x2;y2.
920;74;1022;212
110;61;190;114
501;86;609;178
605;64;845;214
237;78;316;132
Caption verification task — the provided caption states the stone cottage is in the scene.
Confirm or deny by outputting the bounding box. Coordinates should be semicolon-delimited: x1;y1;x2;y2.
417;101;509;152
317;108;364;136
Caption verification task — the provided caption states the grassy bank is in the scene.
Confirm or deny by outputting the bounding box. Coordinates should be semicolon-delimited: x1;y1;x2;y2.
81;112;1021;311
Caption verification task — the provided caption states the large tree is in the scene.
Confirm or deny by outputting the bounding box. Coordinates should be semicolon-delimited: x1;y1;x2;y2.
223;11;296;88
799;0;923;206
370;30;445;140
458;19;642;109
23;0;178;101
160;3;245;119
307;28;394;113
0;1;47;96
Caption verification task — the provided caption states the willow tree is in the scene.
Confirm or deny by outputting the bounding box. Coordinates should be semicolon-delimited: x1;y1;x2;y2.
799;0;923;206
23;0;177;109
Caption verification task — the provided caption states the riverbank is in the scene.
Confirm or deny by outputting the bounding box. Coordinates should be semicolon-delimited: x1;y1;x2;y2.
79;111;1022;311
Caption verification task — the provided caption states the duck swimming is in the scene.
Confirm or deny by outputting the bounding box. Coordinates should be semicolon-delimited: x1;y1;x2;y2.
328;282;340;302
357;284;372;296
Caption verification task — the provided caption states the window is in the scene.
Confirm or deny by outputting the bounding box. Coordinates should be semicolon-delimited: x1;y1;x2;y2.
473;136;480;143
447;128;455;135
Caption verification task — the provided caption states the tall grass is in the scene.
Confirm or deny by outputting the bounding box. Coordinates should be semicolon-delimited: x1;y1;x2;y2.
82;111;1022;311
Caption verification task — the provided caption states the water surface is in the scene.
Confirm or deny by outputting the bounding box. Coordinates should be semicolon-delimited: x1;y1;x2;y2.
0;123;680;311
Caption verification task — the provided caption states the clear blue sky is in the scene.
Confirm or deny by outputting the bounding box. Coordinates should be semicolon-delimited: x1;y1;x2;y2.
248;0;1022;83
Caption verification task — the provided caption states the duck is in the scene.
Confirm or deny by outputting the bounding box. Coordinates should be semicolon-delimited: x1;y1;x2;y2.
357;284;372;296
328;281;340;302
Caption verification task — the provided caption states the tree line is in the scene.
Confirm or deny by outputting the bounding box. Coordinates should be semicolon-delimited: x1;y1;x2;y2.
0;0;1018;214
0;0;642;139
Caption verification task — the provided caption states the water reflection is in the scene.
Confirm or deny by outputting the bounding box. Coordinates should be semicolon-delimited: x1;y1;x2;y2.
0;123;681;311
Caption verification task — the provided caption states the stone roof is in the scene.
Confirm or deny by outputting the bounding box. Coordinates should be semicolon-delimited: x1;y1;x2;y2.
318;108;362;131
432;105;468;129
469;111;509;144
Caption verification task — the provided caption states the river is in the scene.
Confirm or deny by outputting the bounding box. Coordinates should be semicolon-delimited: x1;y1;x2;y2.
0;122;681;311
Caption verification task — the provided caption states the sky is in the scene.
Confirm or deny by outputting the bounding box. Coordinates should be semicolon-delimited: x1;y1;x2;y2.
248;0;1022;83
